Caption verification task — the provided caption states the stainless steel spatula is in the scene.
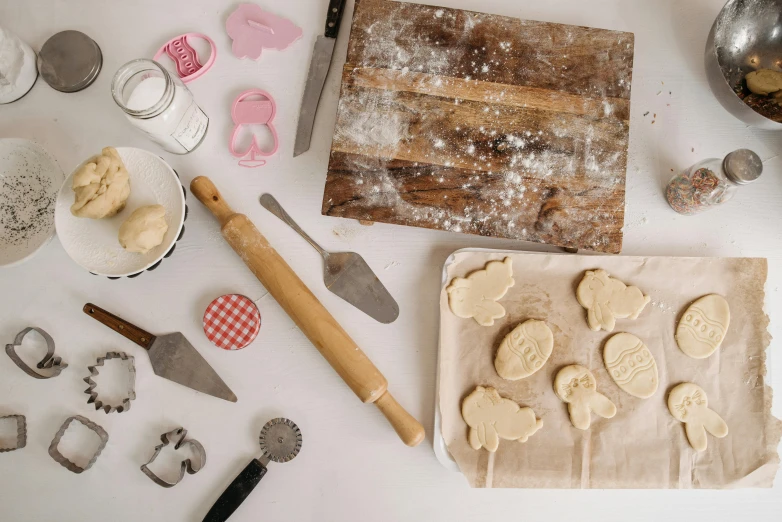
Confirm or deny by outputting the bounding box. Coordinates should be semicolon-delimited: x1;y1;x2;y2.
260;194;399;323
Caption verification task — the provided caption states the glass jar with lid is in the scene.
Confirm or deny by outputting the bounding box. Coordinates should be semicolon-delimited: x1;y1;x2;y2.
111;59;208;154
665;149;763;215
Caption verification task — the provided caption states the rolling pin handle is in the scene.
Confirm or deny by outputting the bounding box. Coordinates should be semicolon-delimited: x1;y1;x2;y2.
374;391;425;447
191;176;236;226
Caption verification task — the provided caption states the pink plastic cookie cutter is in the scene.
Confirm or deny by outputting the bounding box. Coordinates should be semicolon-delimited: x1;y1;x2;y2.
153;33;216;83
226;4;302;60
230;89;279;168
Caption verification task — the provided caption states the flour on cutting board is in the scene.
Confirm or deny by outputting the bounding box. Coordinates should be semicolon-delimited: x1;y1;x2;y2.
327;0;632;252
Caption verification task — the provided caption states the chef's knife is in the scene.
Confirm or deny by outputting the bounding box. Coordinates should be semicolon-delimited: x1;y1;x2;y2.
83;303;237;402
293;0;348;157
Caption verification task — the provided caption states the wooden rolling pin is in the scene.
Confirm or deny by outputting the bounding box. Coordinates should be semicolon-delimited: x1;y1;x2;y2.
191;177;425;447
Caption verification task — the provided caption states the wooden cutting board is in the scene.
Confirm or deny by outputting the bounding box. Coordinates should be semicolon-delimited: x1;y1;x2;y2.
322;0;634;254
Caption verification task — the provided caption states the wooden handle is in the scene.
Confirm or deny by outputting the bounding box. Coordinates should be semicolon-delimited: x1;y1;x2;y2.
190;176;424;446
374;391;426;447
325;0;347;38
83;303;156;350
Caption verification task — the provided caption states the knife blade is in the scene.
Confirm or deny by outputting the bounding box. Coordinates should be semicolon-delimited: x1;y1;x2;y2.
83;303;237;403
293;0;348;157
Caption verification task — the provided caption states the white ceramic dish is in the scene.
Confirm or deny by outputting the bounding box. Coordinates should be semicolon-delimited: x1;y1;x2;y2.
0;139;63;267
54;147;185;277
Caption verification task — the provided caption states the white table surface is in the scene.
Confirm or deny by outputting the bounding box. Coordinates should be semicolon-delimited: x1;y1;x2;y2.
2;0;781;520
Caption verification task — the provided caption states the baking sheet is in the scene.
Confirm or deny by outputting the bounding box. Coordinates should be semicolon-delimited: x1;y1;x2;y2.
438;250;781;488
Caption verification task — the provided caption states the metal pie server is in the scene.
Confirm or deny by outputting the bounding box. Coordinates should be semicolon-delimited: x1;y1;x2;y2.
203;418;302;522
83;304;237;402
260;194;399;323
293;0;348;156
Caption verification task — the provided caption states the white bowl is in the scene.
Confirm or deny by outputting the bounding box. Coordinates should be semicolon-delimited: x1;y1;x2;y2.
54;147;186;277
0;139;63;267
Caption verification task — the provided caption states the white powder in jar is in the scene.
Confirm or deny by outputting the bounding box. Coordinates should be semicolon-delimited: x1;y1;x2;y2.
0;27;38;104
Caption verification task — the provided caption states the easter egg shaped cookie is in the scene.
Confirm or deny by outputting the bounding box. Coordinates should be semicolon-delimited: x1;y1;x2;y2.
603;333;658;399
676;295;730;359
495;320;554;380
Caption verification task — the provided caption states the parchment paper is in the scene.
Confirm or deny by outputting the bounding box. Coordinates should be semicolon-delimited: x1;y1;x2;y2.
438;251;781;488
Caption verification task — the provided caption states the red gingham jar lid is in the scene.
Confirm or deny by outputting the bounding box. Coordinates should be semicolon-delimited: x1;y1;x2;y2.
202;294;261;350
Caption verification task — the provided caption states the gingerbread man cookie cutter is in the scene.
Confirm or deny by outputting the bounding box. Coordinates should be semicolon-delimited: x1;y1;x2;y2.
83;352;136;414
5;327;68;379
230;89;279;168
554;365;617;430
141;427;206;488
667;382;728;452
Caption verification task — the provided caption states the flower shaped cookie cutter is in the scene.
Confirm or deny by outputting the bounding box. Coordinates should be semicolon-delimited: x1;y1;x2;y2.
5;327;68;379
141;427;206;488
83;352;136;414
48;415;109;473
0;415;27;453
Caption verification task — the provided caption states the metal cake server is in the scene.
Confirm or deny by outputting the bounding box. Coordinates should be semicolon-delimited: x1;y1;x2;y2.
83;304;237;402
260;194;399;323
202;418;302;522
293;0;348;156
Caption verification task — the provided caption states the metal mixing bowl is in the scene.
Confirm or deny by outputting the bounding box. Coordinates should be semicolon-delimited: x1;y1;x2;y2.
705;0;782;130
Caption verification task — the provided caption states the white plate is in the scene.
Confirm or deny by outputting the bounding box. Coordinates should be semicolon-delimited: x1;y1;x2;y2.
54;147;185;277
0;139;63;267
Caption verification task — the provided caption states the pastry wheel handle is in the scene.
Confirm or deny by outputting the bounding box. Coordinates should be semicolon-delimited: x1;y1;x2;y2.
202;459;268;522
83;303;156;350
260;193;327;257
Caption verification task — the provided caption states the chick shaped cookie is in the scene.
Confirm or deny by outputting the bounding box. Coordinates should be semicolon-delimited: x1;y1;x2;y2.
576;269;650;332
667;382;728;452
554;365;616;430
461;386;543;452
447;257;514;326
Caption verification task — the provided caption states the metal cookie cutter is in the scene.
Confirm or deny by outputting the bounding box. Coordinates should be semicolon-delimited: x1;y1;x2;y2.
83;352;136;413
5;327;68;379
141;427;206;488
0;415;27;452
48;415;109;473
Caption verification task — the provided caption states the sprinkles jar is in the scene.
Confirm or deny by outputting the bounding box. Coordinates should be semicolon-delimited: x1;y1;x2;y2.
665;149;762;215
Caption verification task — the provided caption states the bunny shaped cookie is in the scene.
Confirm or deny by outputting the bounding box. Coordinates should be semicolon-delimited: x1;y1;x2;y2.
576;269;650;332
447;257;514;326
554;365;616;430
667;383;728;452
461;386;543;452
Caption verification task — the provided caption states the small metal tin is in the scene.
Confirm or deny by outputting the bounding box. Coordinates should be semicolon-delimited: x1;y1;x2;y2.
38;30;102;93
724;149;763;185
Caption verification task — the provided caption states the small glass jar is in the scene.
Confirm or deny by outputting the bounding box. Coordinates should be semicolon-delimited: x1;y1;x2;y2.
665;149;762;215
111;59;208;154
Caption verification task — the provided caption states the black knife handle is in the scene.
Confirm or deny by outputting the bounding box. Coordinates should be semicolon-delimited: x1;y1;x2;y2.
325;0;347;38
203;459;268;522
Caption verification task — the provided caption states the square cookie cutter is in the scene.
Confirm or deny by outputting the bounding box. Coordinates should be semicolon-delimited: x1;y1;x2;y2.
5;327;68;379
141;427;206;487
83;351;136;413
48;415;109;473
0;415;27;452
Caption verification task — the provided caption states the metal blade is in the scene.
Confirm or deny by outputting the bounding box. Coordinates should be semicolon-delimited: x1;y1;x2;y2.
148;333;237;402
294;36;337;157
324;252;400;324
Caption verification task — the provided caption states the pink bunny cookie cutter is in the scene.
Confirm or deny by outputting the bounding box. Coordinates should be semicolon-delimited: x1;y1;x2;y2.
154;33;216;84
230;89;279;168
226;4;302;60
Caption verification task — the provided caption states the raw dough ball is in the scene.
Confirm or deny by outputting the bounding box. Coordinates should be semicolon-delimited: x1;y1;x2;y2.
118;205;169;254
71;147;131;219
745;69;782;96
603;333;658;399
676;294;730;359
446;257;514;326
667;382;728;452
576;269;650;332
461;386;543;452
495;320;554;380
554;365;616;430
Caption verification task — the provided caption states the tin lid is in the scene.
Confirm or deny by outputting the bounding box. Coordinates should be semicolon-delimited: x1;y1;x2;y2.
723;149;763;185
38;31;102;93
202;294;261;350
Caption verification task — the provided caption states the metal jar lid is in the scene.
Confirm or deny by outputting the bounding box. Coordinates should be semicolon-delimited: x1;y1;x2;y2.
724;149;763;185
38;31;102;93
